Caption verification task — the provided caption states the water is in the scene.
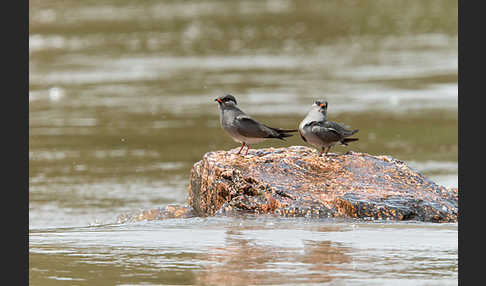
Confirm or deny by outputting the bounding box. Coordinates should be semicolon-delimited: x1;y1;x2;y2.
30;218;457;286
29;0;458;285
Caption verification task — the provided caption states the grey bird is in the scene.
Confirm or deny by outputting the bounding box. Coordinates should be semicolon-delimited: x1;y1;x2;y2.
215;94;297;155
299;100;359;156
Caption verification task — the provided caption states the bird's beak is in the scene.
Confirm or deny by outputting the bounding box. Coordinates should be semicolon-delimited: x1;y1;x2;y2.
215;98;222;103
319;103;325;107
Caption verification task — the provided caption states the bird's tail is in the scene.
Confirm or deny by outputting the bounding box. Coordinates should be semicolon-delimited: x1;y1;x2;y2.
278;132;295;139
349;129;359;135
275;128;298;133
268;127;298;140
341;138;359;146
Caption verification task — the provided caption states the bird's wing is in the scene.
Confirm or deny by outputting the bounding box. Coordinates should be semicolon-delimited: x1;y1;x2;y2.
234;115;274;138
321;121;358;137
308;121;342;142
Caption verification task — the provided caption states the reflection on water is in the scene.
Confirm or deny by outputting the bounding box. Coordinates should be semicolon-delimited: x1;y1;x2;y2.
29;218;458;286
29;0;457;285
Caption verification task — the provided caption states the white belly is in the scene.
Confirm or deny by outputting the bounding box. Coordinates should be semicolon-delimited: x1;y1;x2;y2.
221;124;265;145
230;133;266;145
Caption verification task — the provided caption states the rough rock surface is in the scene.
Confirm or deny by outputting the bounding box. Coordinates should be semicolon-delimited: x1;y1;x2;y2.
187;146;458;222
116;204;195;223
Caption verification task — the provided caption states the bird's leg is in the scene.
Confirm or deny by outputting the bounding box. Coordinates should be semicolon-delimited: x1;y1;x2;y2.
325;146;331;155
237;142;246;154
319;147;324;157
245;144;251;155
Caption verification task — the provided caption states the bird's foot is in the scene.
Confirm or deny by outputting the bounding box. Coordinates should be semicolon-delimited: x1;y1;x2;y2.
236;143;246;155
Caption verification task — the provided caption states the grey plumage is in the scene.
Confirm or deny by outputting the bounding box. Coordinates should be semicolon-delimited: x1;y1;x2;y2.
215;94;297;155
299;100;359;156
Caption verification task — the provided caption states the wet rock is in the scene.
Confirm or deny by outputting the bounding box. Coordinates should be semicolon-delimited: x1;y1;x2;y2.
186;146;457;223
116;204;195;223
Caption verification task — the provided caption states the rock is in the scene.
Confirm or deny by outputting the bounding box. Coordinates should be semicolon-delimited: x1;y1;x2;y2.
186;146;458;223
116;204;195;223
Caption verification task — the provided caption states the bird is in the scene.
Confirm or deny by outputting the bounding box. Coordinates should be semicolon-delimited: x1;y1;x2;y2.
215;94;297;155
299;100;359;156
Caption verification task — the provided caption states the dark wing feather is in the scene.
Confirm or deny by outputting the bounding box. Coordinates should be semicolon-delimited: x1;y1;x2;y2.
310;123;342;142
234;115;275;138
321;121;358;137
304;120;358;144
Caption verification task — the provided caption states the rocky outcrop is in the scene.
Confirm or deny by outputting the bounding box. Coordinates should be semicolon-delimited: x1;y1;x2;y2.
186;146;458;223
116;204;195;223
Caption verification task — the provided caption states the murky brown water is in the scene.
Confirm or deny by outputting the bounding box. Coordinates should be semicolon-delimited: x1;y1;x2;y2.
29;0;457;285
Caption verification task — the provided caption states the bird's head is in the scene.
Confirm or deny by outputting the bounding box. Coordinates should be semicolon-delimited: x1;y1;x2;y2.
215;94;237;108
312;100;328;113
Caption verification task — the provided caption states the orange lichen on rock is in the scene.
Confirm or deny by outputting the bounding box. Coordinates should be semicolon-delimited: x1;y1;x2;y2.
187;146;457;223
